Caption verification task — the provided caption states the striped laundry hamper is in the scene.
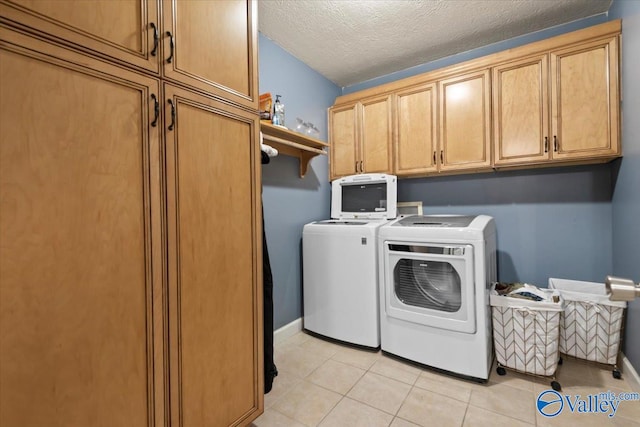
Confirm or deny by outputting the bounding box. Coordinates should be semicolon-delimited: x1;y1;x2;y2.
490;284;565;391
549;278;627;379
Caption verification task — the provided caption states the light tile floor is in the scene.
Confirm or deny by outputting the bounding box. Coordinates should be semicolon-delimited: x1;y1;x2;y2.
252;331;640;427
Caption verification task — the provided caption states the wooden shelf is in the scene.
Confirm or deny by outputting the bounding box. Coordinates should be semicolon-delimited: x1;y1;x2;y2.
261;121;328;177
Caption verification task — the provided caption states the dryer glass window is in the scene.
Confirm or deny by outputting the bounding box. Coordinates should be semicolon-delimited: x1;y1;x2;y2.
393;259;461;312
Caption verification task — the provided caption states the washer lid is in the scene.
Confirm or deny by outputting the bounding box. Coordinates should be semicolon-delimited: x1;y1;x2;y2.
394;215;476;228
313;220;368;226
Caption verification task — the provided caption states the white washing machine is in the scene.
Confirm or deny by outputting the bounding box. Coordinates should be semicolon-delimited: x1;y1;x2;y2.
378;214;497;380
303;173;397;349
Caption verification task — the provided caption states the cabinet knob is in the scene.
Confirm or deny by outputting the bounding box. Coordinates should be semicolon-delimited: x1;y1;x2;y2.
150;23;158;57
166;31;174;64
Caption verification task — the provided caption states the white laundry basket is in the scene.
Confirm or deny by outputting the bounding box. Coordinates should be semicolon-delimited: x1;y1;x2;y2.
490;284;564;390
548;278;627;377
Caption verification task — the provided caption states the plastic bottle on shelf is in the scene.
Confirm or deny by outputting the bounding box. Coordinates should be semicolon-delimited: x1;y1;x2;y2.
272;95;285;127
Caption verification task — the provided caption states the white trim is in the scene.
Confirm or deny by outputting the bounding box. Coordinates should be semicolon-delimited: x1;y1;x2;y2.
622;353;640;393
274;317;303;345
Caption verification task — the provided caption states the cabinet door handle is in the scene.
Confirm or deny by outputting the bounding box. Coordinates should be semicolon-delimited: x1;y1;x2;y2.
151;94;159;127
554;135;558;152
360;161;363;173
166;31;174;64
150;23;158;57
544;136;548;153
440;150;444;164
355;161;358;173
433;151;436;164
167;99;175;131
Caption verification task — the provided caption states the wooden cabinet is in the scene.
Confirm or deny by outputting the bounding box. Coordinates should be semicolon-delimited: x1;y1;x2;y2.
329;95;392;180
0;27;165;427
493;55;549;166
0;0;161;73
1;2;262;426
165;85;261;427
393;71;492;177
330;21;620;179
329;103;358;178
494;36;619;167
395;83;438;175
550;37;619;161
162;0;258;108
0;0;258;108
438;70;492;173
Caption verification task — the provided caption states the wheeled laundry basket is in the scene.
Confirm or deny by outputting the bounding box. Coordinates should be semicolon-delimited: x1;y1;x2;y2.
548;278;627;379
490;283;565;391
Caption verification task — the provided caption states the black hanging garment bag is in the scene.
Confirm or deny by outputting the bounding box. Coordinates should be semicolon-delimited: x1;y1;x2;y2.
261;150;277;393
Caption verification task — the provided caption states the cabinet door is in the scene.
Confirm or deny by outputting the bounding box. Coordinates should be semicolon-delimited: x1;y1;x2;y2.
0;29;164;427
550;37;620;160
0;0;160;73
439;70;492;172
329;104;358;179
164;85;262;427
361;95;393;174
395;84;438;176
162;0;258;109
493;55;550;166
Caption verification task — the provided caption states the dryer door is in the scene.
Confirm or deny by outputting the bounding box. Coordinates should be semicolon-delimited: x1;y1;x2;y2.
384;242;476;333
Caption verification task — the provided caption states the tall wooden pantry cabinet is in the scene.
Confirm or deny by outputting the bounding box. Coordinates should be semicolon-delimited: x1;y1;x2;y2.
0;1;263;426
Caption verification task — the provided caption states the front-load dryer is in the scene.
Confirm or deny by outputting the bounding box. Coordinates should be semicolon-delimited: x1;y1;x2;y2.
378;215;497;380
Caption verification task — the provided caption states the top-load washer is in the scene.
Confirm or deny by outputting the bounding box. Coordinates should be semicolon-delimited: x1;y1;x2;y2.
378;214;497;380
303;173;397;348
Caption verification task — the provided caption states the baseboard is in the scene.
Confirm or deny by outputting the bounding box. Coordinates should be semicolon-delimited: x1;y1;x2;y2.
274;317;303;345
622;353;640;393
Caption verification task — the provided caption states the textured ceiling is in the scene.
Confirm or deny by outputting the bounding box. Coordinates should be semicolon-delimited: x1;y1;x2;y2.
258;0;612;87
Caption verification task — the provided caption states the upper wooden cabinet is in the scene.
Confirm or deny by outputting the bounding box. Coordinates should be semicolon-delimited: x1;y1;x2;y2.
550;37;619;161
395;83;438;175
162;0;258;109
330;20;621;179
329;95;392;180
0;0;258;109
439;70;492;173
494;36;619;167
493;55;550;166
329;103;358;179
0;0;161;73
394;71;491;177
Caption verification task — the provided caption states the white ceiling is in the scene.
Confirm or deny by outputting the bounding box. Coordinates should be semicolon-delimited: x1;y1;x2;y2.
258;0;612;88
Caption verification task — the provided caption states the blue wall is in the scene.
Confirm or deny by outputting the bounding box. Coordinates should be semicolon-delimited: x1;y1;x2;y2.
398;166;613;286
609;0;640;377
259;34;341;329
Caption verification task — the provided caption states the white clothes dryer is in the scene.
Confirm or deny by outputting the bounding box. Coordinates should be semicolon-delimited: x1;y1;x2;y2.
378;215;497;380
303;173;397;349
